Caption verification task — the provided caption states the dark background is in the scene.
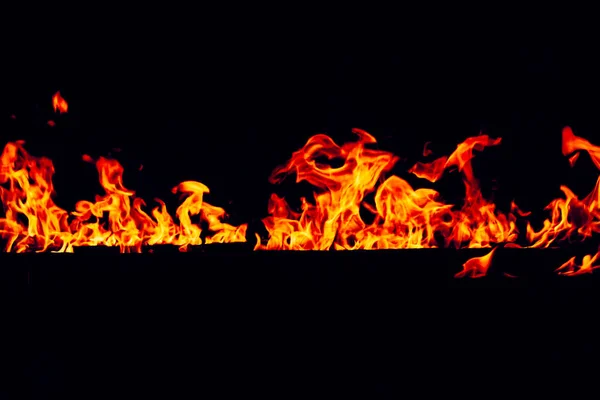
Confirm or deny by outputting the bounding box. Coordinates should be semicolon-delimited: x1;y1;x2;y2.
3;15;600;399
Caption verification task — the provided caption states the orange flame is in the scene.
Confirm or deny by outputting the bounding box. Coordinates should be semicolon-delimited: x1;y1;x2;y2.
523;127;600;251
0;142;246;252
538;126;600;274
4;91;600;279
256;130;517;250
1;125;598;264
556;250;600;276
52;91;68;114
455;247;497;278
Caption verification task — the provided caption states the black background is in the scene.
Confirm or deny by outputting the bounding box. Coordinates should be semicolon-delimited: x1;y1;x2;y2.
3;12;600;399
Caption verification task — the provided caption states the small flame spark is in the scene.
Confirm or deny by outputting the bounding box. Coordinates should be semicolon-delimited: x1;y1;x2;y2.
52;91;68;114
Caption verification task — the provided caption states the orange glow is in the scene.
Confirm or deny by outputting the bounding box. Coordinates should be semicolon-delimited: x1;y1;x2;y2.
52;91;68;113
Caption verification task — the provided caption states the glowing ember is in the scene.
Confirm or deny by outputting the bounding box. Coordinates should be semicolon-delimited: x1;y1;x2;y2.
1;92;600;277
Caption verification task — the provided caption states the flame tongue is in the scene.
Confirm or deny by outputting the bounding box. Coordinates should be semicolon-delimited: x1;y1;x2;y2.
409;135;502;183
52;91;68;114
562;126;600;169
455;247;497;278
262;128;398;250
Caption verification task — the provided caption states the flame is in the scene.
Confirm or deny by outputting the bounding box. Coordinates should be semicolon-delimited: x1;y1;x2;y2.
455;247;497;278
253;124;600;276
522;127;600;252
538;126;600;275
0;142;246;252
52;91;68;114
556;250;600;276
4;92;600;278
256;130;517;250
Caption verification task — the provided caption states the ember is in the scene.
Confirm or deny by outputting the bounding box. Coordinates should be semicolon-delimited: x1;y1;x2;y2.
1;92;600;277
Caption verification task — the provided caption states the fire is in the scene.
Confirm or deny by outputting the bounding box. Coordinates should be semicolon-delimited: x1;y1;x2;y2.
455;247;497;278
556;252;600;276
0;93;246;253
256;130;518;250
52;91;68;113
255;125;600;275
0;142;247;253
2;92;600;277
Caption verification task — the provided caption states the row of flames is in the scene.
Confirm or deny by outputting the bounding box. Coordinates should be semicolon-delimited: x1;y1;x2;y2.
1;92;599;277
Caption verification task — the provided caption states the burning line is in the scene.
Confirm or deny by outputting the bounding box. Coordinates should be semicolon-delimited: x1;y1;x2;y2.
1;94;600;277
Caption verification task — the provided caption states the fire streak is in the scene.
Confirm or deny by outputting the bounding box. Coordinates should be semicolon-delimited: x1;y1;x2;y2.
1;93;600;276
